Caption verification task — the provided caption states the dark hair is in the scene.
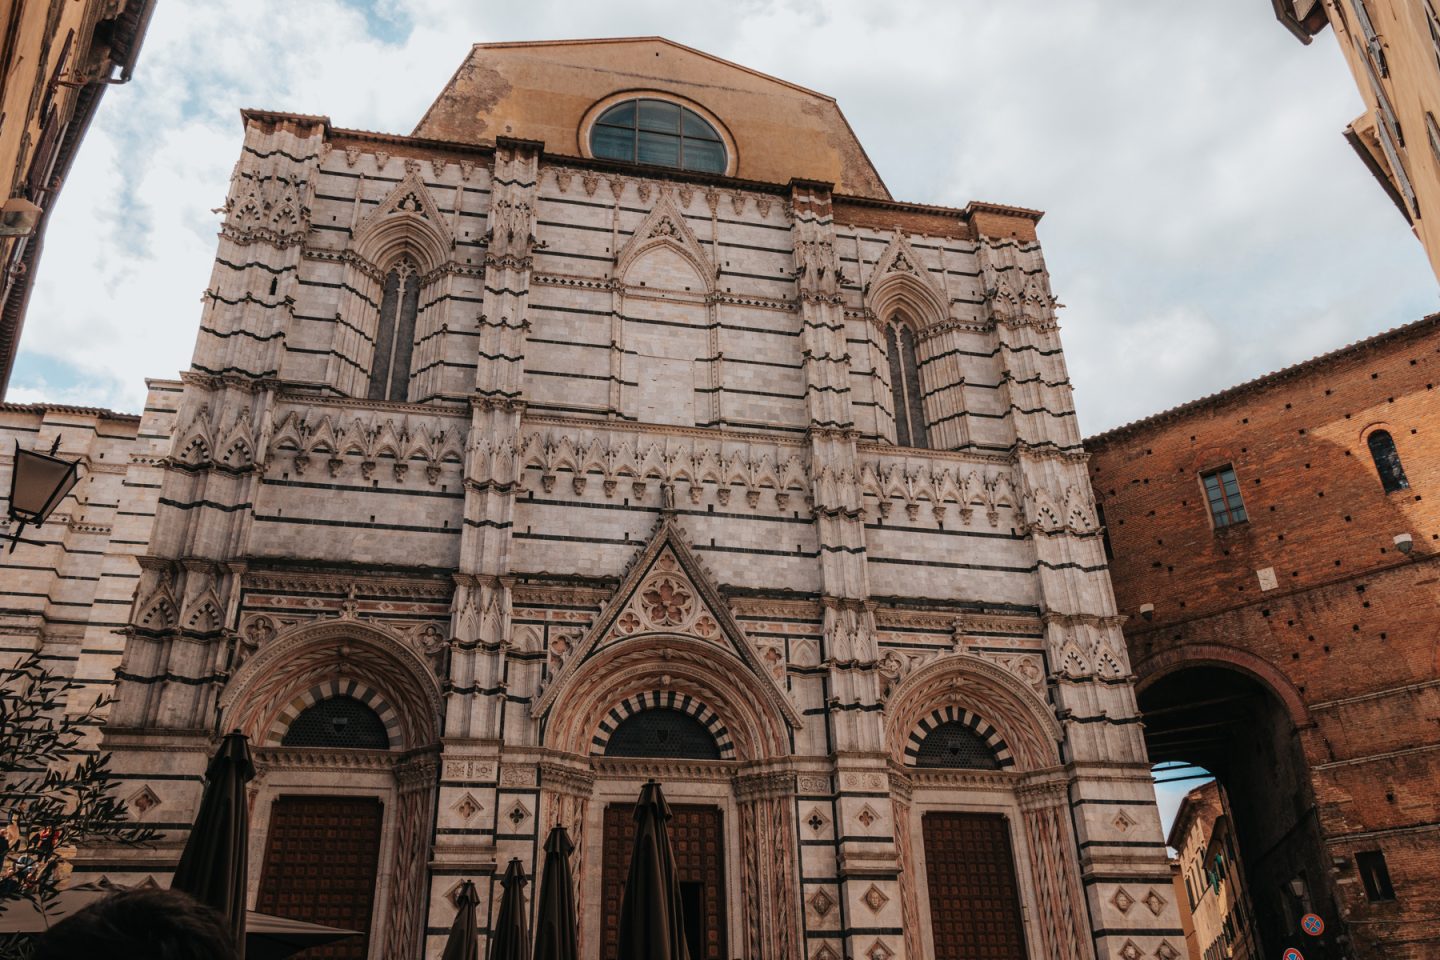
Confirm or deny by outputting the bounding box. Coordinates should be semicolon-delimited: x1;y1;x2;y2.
34;888;238;960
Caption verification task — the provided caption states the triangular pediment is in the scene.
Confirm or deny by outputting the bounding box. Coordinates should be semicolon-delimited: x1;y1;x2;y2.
531;517;800;727
615;194;715;290
868;229;948;319
352;169;455;268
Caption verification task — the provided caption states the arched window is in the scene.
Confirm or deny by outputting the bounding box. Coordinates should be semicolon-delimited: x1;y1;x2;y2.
1367;429;1410;493
281;695;390;750
603;707;722;760
886;319;928;447
590;98;727;173
913;720;1000;770
368;258;420;402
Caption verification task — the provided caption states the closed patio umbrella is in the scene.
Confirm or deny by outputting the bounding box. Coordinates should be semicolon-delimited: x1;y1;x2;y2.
488;858;530;960
441;879;481;960
170;731;255;957
533;825;578;960
616;781;690;960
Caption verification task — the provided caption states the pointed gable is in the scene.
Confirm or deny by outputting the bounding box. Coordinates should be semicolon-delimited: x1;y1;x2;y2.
532;517;801;728
351;169;454;271
867;230;948;323
413;37;890;199
616;194;715;290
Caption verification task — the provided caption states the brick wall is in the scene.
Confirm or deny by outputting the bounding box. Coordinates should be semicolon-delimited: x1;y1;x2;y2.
1087;315;1440;959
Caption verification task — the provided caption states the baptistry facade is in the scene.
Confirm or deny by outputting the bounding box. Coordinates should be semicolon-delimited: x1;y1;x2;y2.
0;38;1184;960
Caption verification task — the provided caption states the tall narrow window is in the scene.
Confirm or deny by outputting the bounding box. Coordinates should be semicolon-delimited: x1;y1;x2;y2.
886;319;928;448
1357;849;1396;902
368;259;420;402
1201;465;1247;528
1367;430;1410;492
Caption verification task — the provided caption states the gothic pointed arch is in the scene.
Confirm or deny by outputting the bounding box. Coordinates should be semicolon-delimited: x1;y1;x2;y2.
351;170;454;273
220;618;443;751
867;230;947;326
884;654;1062;772
616;194;715;292
532;516;800;733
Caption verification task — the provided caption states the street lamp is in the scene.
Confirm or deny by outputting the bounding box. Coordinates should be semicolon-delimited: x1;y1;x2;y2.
6;438;81;552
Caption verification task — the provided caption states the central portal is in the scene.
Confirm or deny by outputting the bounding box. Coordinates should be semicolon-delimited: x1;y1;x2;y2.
600;802;727;960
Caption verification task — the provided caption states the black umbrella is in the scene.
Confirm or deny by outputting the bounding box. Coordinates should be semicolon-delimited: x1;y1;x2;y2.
170;731;255;957
488;858;530;960
441;879;481;960
616;781;690;960
532;826;578;960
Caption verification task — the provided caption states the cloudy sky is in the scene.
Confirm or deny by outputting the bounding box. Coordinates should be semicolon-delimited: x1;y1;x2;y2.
11;0;1437;437
16;0;1398;834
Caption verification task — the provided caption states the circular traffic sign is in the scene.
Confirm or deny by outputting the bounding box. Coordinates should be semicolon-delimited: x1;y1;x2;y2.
1301;913;1325;936
1284;949;1305;960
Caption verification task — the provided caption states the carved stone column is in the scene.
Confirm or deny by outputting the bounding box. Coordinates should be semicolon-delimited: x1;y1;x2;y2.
384;751;440;960
539;759;596;960
449;137;541;742
1017;777;1092;960
888;772;924;960
736;771;802;960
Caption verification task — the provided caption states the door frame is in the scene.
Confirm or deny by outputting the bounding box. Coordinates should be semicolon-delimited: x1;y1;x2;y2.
247;751;400;960
583;764;743;959
905;785;1041;960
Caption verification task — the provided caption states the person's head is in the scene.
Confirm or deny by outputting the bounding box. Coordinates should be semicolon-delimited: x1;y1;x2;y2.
34;887;238;960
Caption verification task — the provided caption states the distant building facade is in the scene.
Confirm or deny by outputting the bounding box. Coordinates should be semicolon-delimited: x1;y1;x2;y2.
1169;783;1258;960
0;37;1185;960
1272;0;1440;282
1088;315;1440;959
0;0;155;393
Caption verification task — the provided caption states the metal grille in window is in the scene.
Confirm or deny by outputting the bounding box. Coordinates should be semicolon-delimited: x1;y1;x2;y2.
914;721;1000;770
604;708;721;760
281;696;390;750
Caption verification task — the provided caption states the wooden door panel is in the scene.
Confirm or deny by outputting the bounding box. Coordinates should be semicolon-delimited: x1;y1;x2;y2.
256;795;383;960
600;802;726;960
923;812;1028;960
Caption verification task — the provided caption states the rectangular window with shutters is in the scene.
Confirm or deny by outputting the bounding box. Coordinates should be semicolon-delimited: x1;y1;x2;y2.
1357;849;1397;901
1201;466;1248;529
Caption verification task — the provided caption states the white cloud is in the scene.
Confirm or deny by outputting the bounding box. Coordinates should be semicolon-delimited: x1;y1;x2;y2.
12;0;1438;433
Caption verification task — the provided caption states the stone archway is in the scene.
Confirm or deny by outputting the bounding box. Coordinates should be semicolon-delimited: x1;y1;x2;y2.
882;655;1087;960
542;633;799;960
220;619;442;960
1137;659;1343;959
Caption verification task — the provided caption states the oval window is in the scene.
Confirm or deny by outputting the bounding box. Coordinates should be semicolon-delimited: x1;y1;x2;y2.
590;98;727;174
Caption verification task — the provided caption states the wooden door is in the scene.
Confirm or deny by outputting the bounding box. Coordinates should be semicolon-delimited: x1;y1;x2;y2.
923;811;1028;960
256;795;384;959
600;802;726;960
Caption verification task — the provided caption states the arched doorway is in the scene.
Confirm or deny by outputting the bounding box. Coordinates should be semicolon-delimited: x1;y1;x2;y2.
220;620;444;960
1138;661;1344;958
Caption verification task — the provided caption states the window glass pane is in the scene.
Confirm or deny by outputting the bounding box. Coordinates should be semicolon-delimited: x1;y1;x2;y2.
638;99;681;133
637;130;681;167
597;100;636;127
681;137;726;173
681;108;721;140
591;124;634;161
1203;474;1223;497
886;324;910;447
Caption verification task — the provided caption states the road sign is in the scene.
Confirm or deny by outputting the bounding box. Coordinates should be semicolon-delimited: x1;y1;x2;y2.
1284;948;1305;960
1301;913;1325;936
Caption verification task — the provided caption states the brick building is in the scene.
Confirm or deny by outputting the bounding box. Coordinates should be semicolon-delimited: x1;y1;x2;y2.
1088;315;1440;959
0;38;1185;960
